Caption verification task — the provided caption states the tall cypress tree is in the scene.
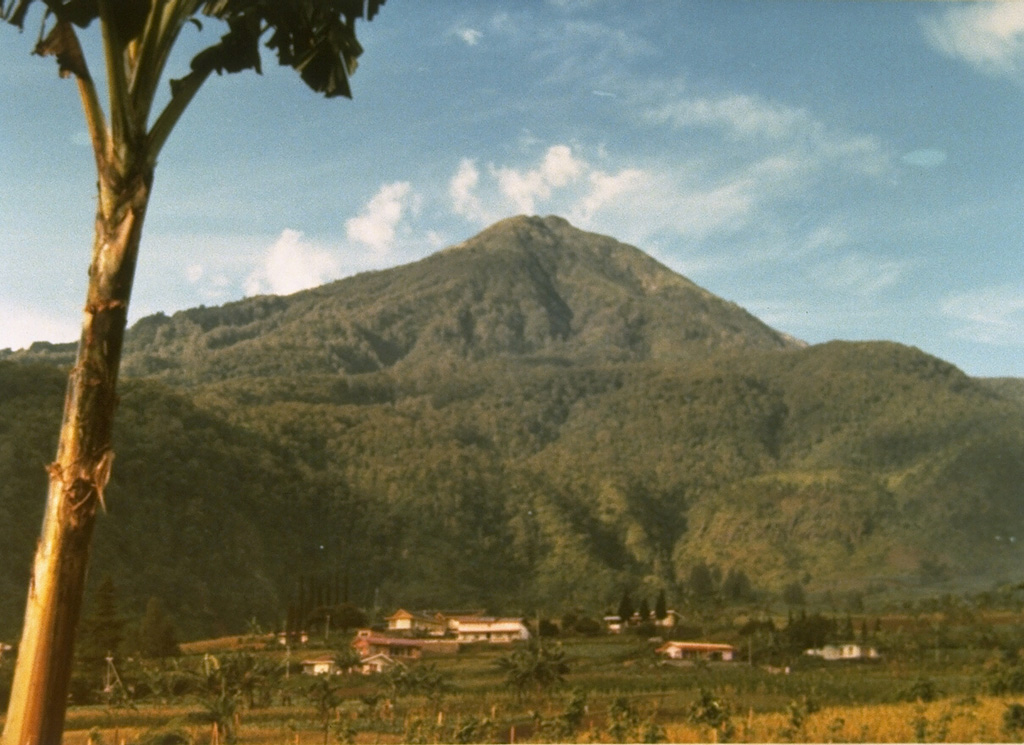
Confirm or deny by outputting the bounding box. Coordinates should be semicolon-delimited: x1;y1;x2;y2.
655;589;668;621
638;597;652;622
75;576;124;677
617;590;634;622
138;597;179;659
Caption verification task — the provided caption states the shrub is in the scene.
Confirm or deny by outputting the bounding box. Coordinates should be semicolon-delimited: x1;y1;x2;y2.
901;677;941;703
1004;703;1024;736
573;616;603;635
990;664;1024;695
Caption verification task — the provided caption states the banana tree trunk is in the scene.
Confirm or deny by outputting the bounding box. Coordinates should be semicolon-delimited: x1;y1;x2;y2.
2;167;151;745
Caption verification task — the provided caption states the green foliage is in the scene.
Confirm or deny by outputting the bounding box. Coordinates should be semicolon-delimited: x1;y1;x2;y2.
784;612;835;652
76;576;126;676
902;677;942;703
378;662;450;703
989;661;1024;695
687;688;734;741
556;688;589;739
782;694;819;737
138;597;180;659
192;652;280;740
306;675;346;745
782;581;806;607
617;590;634;622
2;217;1024;638
1004;703;1024;736
654;589;668;620
130;723;192;745
1;0;385;100
496;640;571;699
688;562;717;603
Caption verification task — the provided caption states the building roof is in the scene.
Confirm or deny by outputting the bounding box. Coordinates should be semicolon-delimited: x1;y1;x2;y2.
301;655;340;665
656;641;736;653
386;608;441;623
454;618;528;632
356;635;426;648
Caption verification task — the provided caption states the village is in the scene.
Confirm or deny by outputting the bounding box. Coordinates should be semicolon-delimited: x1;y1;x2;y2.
288;605;881;679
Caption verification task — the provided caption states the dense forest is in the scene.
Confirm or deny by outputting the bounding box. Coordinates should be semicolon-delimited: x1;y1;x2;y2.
1;216;1022;641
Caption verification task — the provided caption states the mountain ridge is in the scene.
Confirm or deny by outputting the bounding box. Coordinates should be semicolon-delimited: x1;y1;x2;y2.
1;216;1021;640
3;215;801;382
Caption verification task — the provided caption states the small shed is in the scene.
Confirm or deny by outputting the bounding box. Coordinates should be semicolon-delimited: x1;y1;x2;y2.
301;655;342;676
360;653;404;675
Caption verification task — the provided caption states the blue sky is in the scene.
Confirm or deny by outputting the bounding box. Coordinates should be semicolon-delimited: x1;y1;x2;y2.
2;1;1023;377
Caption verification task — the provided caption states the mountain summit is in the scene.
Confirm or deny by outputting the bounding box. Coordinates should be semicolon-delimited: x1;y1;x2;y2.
118;215;800;383
2;218;1023;637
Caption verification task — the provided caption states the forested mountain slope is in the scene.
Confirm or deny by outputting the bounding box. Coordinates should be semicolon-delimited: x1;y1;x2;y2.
1;217;1021;640
5;216;799;381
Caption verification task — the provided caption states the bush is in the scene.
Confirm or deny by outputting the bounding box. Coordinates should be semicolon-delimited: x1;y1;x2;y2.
901;677;941;703
538;618;560;637
572;616;603;635
1004;703;1024;736
990;664;1024;695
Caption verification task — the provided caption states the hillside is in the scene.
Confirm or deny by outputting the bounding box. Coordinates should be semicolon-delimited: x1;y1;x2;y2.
4;216;799;382
1;216;1022;641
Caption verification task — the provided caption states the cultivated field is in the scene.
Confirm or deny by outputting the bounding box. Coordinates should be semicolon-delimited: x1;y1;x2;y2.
11;607;1024;744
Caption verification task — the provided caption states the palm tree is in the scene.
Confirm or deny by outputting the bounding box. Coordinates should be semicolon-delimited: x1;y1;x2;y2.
0;3;385;742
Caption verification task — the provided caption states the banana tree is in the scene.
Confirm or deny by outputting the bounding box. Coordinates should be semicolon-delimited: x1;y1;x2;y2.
0;1;384;741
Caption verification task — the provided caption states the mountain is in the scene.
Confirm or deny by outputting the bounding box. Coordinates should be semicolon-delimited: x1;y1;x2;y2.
6;216;799;382
1;216;1022;640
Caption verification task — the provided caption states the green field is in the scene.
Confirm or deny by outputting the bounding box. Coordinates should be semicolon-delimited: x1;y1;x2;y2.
8;603;1024;743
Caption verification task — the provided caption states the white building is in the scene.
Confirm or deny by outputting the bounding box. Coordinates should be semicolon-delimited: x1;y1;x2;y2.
301;655;342;676
656;641;737;662
451;617;531;643
805;643;879;661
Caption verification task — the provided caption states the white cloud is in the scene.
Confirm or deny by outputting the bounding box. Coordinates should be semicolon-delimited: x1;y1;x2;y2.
345;181;416;255
447;144;766;243
185;264;204;283
923;3;1024;77
0;302;78;350
650;93;812;141
453;27;482;46
804;225;851;253
492;144;584;213
817;253;909;296
942;285;1024;345
643;87;891;178
570;168;648;222
244;229;341;296
450;159;492;223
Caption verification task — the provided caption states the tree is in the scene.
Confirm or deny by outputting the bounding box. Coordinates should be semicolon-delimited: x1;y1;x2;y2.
617;589;634;622
0;3;386;742
637;597;651;622
306;674;346;745
654;589;668;621
722;568;752;602
688;562;716;603
138;597;180;659
781;581;807;607
496;640;570;699
75;576;125;679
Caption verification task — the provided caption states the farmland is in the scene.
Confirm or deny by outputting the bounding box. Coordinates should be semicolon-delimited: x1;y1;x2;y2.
8;601;1024;743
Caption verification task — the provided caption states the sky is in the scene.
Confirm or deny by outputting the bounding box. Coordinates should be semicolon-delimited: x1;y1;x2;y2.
1;1;1023;378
